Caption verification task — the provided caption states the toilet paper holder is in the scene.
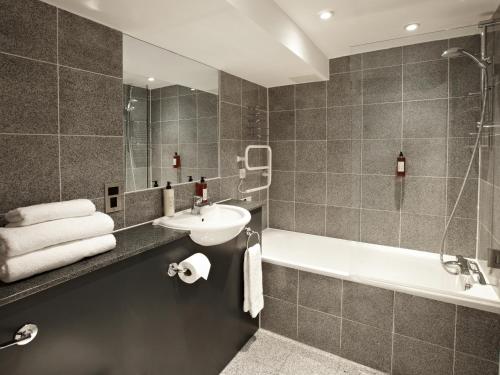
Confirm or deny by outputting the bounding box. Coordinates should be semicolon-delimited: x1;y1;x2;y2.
167;263;191;277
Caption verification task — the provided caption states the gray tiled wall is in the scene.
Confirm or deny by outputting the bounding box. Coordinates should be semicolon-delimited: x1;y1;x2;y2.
0;0;269;231
268;35;481;256
262;262;500;375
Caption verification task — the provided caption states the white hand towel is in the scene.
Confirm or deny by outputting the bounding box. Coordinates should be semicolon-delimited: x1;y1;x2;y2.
5;199;96;227
0;212;114;258
243;244;264;318
0;234;116;283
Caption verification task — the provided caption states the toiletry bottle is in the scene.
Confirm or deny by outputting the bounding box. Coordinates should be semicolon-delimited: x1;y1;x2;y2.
163;181;175;217
153;180;159;187
188;175;193;182
173;152;181;168
196;177;208;202
396;152;406;177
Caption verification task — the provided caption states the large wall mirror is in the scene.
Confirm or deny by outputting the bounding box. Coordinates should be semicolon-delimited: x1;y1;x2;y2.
123;35;219;192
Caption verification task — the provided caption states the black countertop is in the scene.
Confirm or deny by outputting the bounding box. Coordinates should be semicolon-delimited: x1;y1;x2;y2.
0;199;262;307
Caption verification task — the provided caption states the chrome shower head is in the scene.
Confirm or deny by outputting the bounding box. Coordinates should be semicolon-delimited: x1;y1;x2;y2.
442;47;487;69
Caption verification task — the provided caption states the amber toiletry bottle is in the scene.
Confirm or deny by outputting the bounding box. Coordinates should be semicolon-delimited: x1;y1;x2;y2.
196;177;208;202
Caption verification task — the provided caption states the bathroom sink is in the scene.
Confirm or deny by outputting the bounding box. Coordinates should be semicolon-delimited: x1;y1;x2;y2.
153;204;251;246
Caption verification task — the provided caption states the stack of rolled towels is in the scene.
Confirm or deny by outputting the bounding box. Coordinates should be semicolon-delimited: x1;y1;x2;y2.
0;199;116;283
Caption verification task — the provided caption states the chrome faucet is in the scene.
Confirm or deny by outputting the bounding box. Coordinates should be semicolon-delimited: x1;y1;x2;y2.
456;255;487;289
191;195;210;215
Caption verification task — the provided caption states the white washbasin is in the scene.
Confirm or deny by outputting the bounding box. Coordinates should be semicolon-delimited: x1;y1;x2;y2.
152;204;251;246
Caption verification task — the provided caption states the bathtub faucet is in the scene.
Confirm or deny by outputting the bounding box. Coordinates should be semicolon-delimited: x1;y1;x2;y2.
456;255;487;287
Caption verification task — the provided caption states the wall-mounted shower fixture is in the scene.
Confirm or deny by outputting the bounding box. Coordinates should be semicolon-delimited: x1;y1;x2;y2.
439;42;491;276
237;145;272;194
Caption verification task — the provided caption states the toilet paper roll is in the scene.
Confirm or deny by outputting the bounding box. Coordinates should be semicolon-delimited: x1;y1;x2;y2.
178;253;211;284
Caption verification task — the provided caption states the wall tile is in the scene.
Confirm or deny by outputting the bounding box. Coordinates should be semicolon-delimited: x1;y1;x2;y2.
178;94;196;119
403;60;448;100
269;85;294;111
269;200;294;230
0;135;60;213
394;293;455;348
327;71;362;106
296;141;327;172
294;81;326;110
197;143;218;169
59;67;122;135
326;174;360;208
329;55;362;74
269;171;294;201
220;72;241;105
296;109;326;140
360;209;400;246
295;172;326;204
294;203;325;236
124;189;162;227
363;66;402;104
220;102;241;140
456;305;500;361
403;138;447;177
58;9;122;77
161;97;179;121
261;296;297;339
362;139;401;175
197;92;218;118
269;141;295;171
179;119;197;143
392;334;453;375
403;39;449;64
327;106;362;140
220;140;241;177
60;136;124;200
446;178;478;219
342;281;394;330
269;111;295;141
0;0;57;62
361;175;401;211
197;117;218;143
450;57;481;98
401;213;444;252
447;137;478;178
363;47;402;69
454;352;499;375
178;143;197;168
340;319;392;372
362;102;402;139
298;307;340;354
449;95;481;137
298;271;342;315
0;54;58;134
161;85;178;98
444;217;477;257
327;140;361;173
263;263;298;303
242;79;267;109
403;99;448;139
326;206;360;241
401;176;446;216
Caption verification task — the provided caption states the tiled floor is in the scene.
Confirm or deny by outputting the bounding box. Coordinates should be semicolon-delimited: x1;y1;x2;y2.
221;330;386;375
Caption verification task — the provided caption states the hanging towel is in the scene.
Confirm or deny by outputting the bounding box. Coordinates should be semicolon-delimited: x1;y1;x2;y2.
0;212;114;258
0;234;116;283
5;199;96;227
243;243;264;318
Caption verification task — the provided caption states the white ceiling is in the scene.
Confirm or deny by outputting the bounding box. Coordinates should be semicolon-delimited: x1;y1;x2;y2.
43;0;499;87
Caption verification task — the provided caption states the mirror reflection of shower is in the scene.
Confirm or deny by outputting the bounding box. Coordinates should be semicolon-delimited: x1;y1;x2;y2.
124;84;151;191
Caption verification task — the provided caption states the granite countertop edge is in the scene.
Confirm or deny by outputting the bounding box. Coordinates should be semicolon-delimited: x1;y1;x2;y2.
0;199;262;307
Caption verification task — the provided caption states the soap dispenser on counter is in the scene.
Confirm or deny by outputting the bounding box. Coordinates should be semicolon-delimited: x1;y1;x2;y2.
163;181;175;217
195;177;208;202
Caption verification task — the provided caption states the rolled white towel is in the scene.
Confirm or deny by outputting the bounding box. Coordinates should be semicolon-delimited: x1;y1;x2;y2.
0;234;116;283
243;243;264;318
5;199;96;227
0;212;114;258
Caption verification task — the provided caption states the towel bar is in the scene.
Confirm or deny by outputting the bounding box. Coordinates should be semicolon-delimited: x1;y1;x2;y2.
245;227;261;253
0;323;38;351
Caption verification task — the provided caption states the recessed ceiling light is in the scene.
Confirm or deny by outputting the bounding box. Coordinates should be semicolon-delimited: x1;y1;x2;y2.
318;10;334;21
148;77;155;82
405;23;420;32
190;88;196;91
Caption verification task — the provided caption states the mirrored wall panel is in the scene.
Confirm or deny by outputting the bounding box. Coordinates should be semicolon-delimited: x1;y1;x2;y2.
123;35;219;192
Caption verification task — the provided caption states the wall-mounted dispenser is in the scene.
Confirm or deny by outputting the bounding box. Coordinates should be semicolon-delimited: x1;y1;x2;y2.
236;145;272;193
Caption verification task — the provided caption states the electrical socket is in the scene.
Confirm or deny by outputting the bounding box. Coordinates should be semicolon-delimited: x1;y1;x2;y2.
239;168;246;179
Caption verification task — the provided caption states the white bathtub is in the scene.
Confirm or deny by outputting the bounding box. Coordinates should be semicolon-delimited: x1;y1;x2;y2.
262;228;500;314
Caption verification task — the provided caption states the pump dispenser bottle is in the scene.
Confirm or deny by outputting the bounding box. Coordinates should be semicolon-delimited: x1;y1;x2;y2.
163;181;175;217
